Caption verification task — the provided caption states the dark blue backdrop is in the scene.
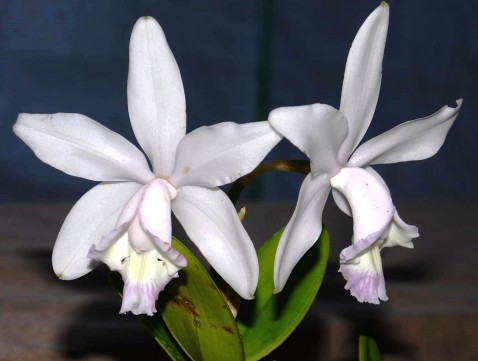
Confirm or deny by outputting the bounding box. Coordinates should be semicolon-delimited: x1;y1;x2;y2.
1;0;476;201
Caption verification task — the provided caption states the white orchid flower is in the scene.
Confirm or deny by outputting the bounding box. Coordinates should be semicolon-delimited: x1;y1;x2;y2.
269;3;462;304
14;17;281;315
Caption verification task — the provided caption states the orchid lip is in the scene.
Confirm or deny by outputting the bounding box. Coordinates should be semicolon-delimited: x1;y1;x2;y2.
119;249;182;316
89;221;186;315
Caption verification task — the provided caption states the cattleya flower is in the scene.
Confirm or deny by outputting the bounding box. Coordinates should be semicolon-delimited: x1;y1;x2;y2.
269;3;462;303
14;17;281;315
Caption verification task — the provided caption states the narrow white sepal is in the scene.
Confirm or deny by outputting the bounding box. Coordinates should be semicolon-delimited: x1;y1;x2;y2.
339;3;389;156
127;16;186;177
274;173;330;293
13;113;154;184
348;99;463;167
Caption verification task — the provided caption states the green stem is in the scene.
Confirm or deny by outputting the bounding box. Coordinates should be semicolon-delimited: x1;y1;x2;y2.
227;160;310;205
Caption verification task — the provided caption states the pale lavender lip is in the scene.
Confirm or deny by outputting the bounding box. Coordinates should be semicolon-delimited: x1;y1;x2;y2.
120;271;177;316
339;260;388;304
117;248;184;316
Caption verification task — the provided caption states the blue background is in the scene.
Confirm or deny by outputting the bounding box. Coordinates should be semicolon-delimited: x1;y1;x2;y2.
1;0;476;201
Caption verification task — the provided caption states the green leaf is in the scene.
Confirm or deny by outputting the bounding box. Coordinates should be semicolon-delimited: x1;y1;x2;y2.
359;335;382;361
108;272;188;361
160;237;245;361
237;227;330;361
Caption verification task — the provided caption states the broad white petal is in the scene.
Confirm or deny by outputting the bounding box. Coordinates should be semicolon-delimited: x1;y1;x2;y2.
340;3;389;156
138;179;172;245
13;113;154;183
348;100;463;167
172;186;258;299
170;121;281;188
274;174;331;293
53;182;142;280
128;17;186;177
330;167;394;243
269;104;349;175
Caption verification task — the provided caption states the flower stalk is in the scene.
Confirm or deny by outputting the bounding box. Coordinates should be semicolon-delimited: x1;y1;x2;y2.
228;160;311;205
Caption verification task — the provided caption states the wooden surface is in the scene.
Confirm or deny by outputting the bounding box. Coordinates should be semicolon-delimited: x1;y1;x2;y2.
0;200;477;361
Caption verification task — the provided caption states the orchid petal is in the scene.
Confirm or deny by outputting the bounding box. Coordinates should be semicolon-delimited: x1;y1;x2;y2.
269;104;349;175
172;186;258;299
330;167;394;243
340;3;389;156
348;99;463;167
53;182;142;280
274;173;330;293
13;113;154;183
138;179;172;245
128;16;186;177
169;121;281;188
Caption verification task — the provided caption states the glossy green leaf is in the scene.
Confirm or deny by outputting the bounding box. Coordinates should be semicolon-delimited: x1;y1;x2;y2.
160;237;245;361
237;227;330;361
359;335;382;361
108;272;188;361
